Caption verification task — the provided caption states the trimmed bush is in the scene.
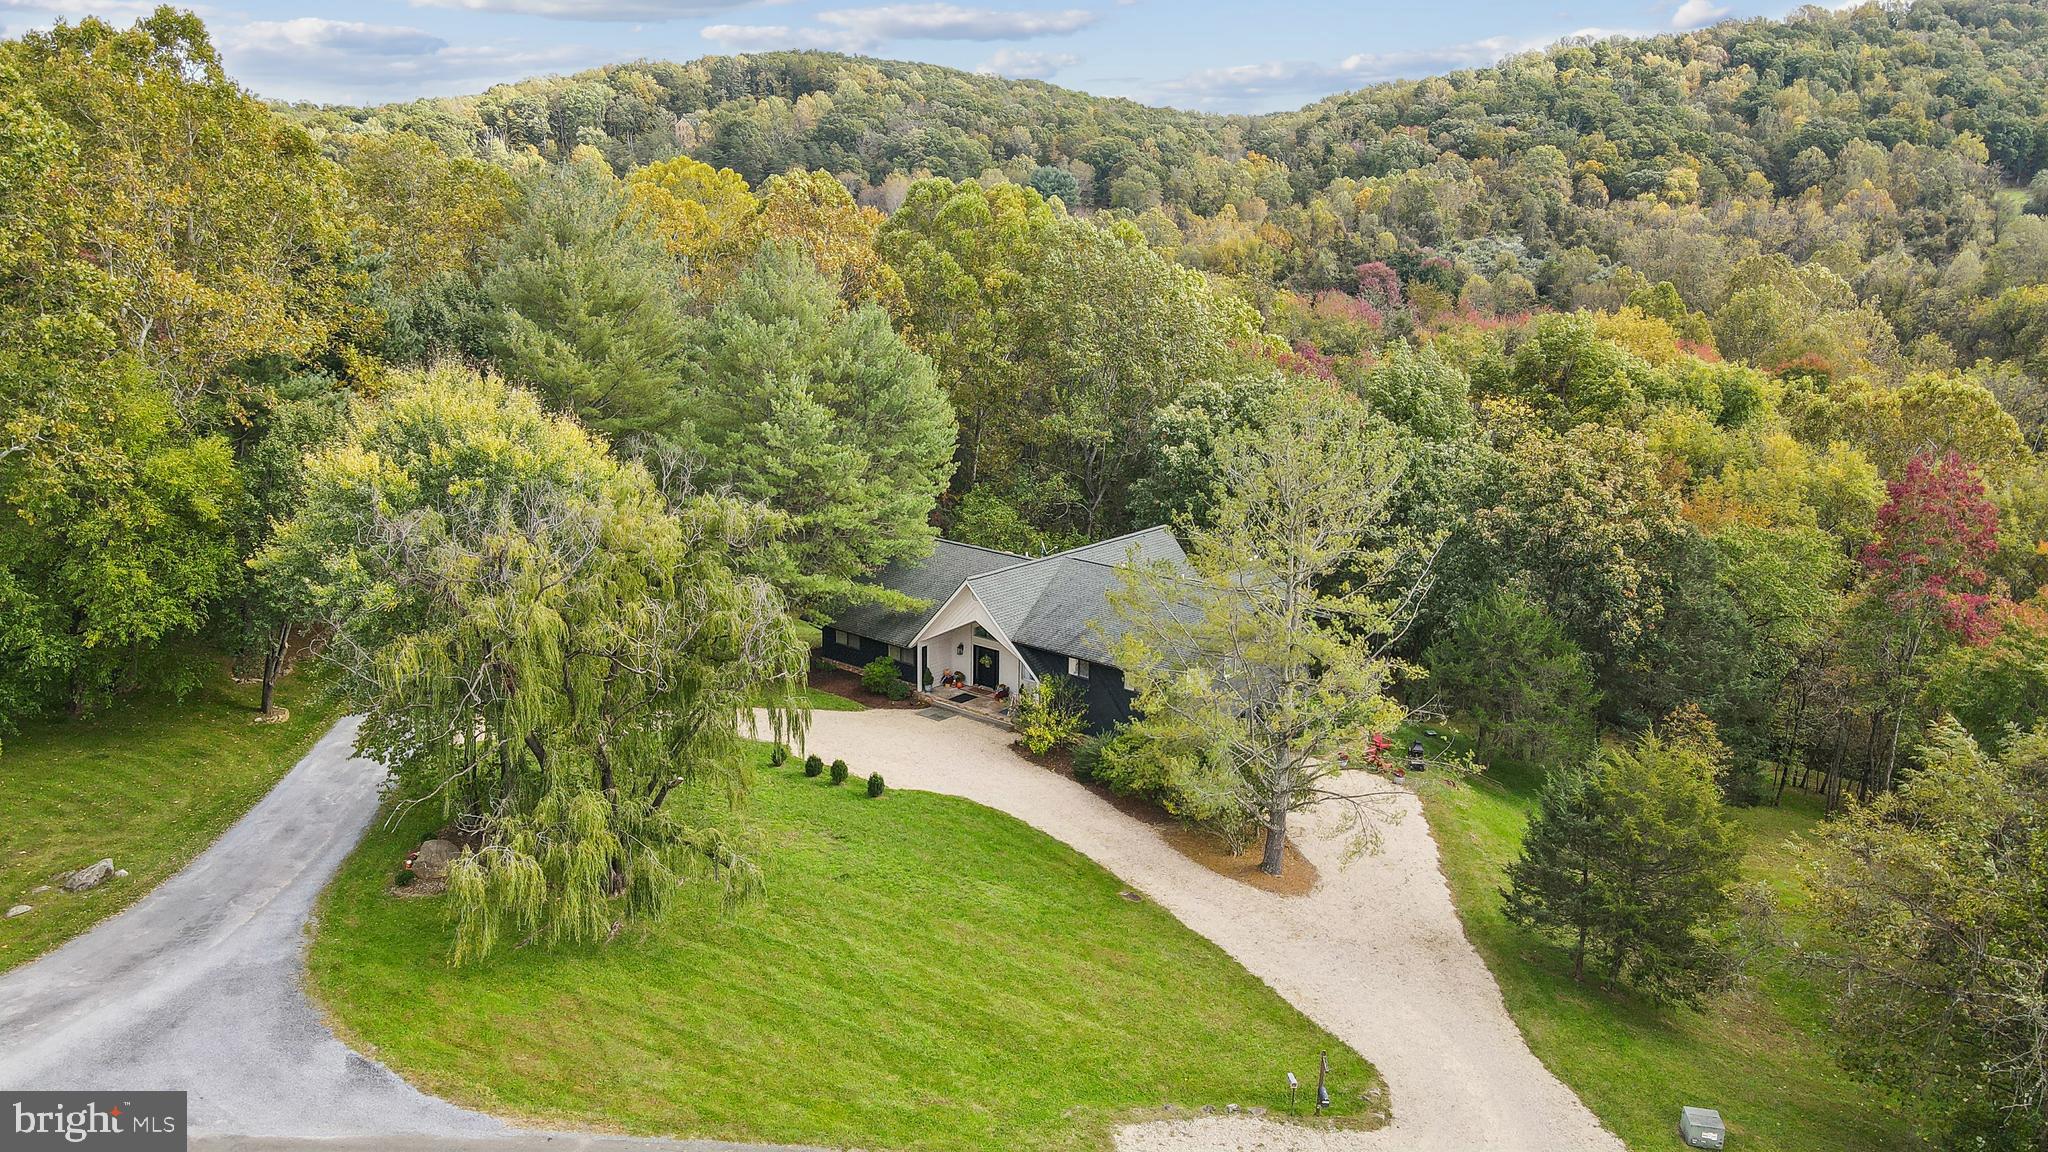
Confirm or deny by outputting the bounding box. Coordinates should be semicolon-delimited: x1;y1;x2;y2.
830;758;849;785
803;753;824;778
1012;675;1087;755
859;656;900;695
1072;730;1113;784
866;772;886;797
1096;722;1258;851
769;743;789;767
394;868;417;888
882;678;912;701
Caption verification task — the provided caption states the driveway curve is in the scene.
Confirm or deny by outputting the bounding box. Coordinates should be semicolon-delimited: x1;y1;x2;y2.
795;708;1623;1152
0;716;791;1152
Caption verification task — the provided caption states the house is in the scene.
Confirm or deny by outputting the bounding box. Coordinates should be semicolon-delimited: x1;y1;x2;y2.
817;526;1189;732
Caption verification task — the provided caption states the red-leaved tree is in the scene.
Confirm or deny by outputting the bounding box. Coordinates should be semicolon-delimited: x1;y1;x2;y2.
1354;261;1403;313
1861;451;2003;643
1856;450;2004;792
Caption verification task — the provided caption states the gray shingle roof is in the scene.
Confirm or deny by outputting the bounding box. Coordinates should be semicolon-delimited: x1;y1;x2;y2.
827;538;1024;647
826;526;1189;665
1008;556;1132;663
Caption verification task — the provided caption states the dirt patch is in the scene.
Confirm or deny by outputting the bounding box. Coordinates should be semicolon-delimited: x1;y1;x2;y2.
386;876;445;898
1159;824;1319;897
1010;742;1075;773
809;663;925;709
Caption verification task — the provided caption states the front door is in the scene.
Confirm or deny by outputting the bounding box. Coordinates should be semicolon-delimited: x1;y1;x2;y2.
972;644;1001;690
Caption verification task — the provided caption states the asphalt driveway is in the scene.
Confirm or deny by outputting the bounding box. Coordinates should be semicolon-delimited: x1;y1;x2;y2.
0;716;785;1152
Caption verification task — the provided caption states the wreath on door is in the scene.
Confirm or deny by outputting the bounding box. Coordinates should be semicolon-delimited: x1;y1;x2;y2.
977;652;994;669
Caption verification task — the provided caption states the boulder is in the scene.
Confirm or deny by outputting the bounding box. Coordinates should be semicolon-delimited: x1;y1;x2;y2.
63;859;114;893
29;885;50;895
411;839;461;882
5;905;30;919
113;869;128;879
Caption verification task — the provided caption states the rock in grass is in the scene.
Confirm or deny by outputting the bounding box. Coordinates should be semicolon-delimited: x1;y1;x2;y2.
63;859;114;893
5;905;30;919
412;839;461;882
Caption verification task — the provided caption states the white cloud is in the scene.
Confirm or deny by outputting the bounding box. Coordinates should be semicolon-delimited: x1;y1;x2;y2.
704;3;1096;53
408;0;758;22
820;4;1094;41
1160;35;1532;105
1158;26;1652;110
219;17;605;103
976;48;1077;79
232;18;448;61
1671;0;1731;29
700;22;859;50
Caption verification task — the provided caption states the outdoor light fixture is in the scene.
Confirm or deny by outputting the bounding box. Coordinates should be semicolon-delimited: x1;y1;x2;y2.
956;643;964;655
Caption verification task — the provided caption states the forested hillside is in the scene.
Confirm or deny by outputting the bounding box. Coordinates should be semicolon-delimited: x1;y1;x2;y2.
7;4;2048;1147
298;0;2048;337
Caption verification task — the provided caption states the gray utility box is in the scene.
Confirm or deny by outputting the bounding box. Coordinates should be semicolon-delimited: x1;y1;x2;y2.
1679;1107;1726;1149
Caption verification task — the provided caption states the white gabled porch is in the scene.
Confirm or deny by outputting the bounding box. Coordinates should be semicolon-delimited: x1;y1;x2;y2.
910;583;1038;725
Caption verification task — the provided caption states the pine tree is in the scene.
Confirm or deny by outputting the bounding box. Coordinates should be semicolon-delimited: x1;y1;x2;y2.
1504;731;1743;1004
1503;762;1606;981
484;153;695;444
682;241;955;615
1425;588;1598;768
1111;385;1422;877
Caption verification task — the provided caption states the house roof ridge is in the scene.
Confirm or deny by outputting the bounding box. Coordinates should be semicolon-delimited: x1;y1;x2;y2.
1046;524;1175;556
961;553;1055;584
933;537;1028;562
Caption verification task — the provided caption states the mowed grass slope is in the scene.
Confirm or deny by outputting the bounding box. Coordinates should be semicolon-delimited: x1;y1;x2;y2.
310;751;1384;1152
1415;732;1922;1152
0;668;340;971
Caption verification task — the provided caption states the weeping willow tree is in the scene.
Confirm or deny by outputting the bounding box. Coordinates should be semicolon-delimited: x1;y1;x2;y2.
260;363;807;962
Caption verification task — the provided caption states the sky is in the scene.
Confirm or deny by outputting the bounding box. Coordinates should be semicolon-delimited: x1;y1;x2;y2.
2;0;1808;112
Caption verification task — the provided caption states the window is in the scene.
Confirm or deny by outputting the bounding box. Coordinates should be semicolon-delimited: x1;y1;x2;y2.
832;629;855;648
1068;657;1090;679
886;644;907;663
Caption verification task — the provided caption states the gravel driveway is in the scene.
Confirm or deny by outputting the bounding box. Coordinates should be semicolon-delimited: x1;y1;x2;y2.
796;708;1624;1152
0;706;1618;1152
0;716;797;1152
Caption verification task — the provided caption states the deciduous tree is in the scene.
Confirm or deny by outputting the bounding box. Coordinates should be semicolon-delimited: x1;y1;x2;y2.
1856;450;2005;792
1805;720;2048;1151
1111;386;1420;877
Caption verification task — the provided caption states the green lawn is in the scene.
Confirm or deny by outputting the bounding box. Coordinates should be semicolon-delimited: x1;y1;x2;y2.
309;751;1385;1151
1412;726;1922;1152
0;668;341;972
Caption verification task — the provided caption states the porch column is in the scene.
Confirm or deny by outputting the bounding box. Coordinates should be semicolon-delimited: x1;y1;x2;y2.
915;644;925;699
